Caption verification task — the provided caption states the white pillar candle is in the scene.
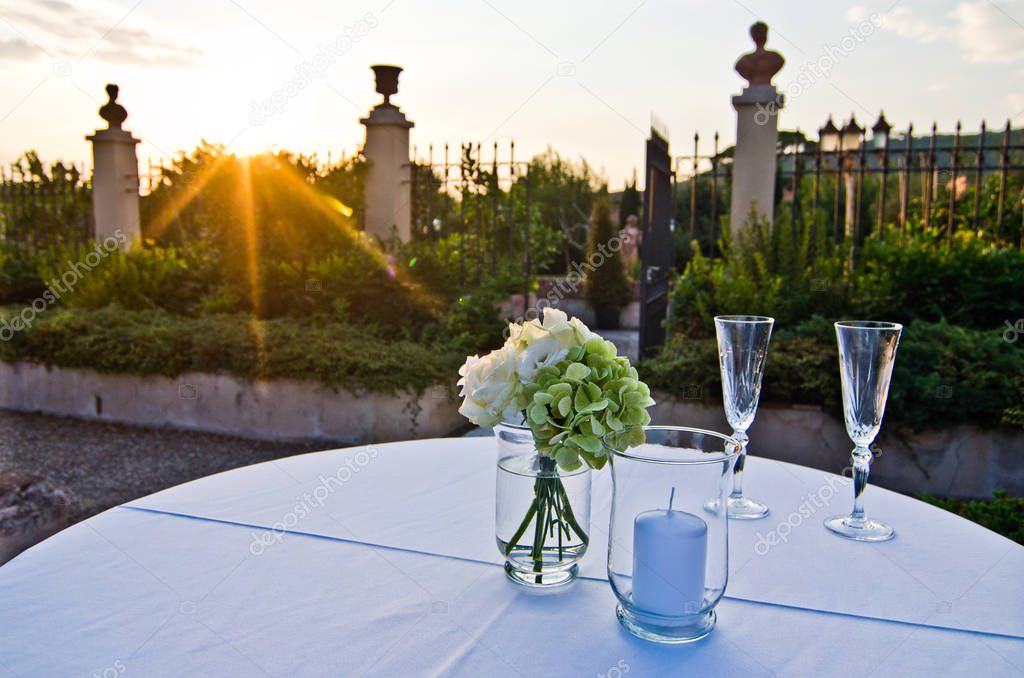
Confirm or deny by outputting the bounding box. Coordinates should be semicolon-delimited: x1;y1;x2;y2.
632;493;708;616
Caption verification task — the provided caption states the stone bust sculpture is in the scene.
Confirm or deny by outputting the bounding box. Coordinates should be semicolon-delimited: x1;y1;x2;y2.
99;83;127;129
734;22;784;87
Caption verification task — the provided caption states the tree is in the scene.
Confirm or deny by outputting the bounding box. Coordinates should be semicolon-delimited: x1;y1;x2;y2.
584;199;631;328
619;171;641;228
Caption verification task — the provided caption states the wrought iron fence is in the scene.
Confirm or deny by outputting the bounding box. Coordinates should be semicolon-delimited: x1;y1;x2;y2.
0;162;93;253
673;116;1024;260
410;141;533;300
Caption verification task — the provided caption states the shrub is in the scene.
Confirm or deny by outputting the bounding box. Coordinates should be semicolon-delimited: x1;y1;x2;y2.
583;199;630;315
642;318;1024;431
0;248;47;304
0;306;464;395
918;491;1024;545
669;217;1024;339
37;244;218;315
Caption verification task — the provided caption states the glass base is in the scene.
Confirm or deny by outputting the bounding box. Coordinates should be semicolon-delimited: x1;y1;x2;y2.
703;495;770;520
616;605;716;644
504;561;578;588
824;515;895;542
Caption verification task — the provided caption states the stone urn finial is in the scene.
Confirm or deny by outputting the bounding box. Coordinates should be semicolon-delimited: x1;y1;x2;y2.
735;22;784;87
371;65;403;106
99;83;128;129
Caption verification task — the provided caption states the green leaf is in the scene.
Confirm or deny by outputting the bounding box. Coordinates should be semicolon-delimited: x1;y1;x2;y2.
528;403;548;425
569;434;602;453
533;392;555;405
556;395;572;417
578;398;609;414
586;337;616;358
573;385;591;411
555;447;581;470
565;362;590;381
580;450;607;470
622;406;645;425
623;391;646;408
548;382;572;399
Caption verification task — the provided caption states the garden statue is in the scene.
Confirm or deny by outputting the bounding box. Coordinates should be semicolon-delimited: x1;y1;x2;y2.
361;65;414;242
99;84;128;130
730;22;784;234
734;22;784;87
619;214;642;272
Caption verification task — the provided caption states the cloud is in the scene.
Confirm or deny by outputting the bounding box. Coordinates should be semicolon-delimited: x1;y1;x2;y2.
844;6;870;23
0;0;203;66
951;0;1024;64
866;1;1024;65
878;6;946;43
0;38;41;60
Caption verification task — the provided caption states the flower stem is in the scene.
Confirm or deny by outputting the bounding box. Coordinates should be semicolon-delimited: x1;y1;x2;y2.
504;457;589;580
504;497;538;557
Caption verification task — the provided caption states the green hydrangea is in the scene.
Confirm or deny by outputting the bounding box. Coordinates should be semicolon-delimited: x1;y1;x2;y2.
523;336;655;470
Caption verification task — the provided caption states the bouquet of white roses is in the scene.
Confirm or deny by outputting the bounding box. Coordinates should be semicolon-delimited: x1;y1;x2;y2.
459;308;654;573
458;308;655;469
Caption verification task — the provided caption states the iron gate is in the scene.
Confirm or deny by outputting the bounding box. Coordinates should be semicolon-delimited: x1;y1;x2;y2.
639;129;673;356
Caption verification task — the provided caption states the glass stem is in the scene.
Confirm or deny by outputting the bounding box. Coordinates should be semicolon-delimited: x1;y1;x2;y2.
850;445;873;522
730;431;749;499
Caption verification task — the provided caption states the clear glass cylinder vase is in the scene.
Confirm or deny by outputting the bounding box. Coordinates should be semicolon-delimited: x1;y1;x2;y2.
494;423;591;588
604;426;740;643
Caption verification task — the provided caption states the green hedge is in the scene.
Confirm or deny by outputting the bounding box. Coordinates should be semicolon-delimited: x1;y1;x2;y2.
669;217;1024;338
919;491;1024;544
0;306;465;395
641;317;1024;431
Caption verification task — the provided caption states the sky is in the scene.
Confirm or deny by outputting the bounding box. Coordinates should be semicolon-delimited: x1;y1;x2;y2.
2;0;1023;188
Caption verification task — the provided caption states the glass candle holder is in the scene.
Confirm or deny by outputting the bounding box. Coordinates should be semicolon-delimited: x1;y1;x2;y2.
603;426;740;643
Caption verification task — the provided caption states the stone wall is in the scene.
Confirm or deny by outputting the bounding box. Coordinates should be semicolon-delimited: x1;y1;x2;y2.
0;362;463;445
650;391;1024;499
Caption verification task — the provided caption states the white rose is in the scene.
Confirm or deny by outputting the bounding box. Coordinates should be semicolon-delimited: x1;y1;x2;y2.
516;336;568;383
569;316;596;346
457;346;521;427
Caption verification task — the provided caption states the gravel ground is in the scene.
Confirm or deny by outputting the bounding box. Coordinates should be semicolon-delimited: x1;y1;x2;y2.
0;410;338;523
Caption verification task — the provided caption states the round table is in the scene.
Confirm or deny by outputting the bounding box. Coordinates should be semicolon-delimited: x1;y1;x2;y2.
1;438;1021;677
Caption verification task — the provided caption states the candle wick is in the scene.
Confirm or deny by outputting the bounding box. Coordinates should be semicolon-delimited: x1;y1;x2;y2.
669;486;676;511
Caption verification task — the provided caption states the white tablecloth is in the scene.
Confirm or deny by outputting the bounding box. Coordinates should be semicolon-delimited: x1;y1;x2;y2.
1;438;1021;677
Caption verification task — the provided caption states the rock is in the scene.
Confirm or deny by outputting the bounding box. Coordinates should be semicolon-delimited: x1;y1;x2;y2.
0;470;76;565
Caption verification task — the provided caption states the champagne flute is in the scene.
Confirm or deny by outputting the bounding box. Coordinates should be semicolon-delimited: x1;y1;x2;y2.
709;315;773;520
825;321;902;542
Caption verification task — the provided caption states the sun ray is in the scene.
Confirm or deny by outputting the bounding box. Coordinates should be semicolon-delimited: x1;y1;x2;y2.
146;153;232;239
238;157;266;368
263;155;443;312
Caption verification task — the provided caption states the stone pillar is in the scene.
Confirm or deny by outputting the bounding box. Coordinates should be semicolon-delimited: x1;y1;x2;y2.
360;65;414;243
729;23;785;235
85;84;140;249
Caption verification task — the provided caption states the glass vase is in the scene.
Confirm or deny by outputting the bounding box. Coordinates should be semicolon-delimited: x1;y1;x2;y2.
604;426;740;643
494;423;591;588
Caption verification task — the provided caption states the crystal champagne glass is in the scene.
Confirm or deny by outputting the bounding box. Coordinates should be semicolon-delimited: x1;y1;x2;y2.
825;321;902;542
710;315;774;520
